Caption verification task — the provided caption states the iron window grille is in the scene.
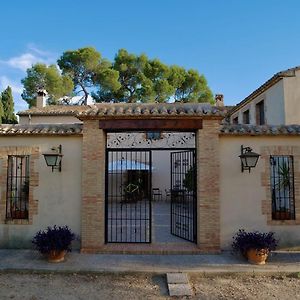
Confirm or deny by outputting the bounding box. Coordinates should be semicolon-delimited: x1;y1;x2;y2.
6;155;30;220
270;155;295;220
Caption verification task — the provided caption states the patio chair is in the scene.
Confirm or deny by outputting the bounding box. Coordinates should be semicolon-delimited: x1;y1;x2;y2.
152;188;162;202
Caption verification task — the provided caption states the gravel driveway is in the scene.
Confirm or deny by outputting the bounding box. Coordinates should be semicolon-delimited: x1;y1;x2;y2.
0;272;300;299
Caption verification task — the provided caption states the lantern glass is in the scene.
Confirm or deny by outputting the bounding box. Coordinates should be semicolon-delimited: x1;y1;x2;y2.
239;145;260;172
245;153;259;168
44;154;59;167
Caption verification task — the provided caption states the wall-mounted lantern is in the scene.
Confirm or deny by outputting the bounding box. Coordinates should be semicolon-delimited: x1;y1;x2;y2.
239;145;260;173
43;145;63;172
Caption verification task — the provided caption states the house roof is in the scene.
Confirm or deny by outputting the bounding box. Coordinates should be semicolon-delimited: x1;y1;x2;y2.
17;105;90;116
18;103;229;119
220;124;300;136
76;103;228;119
229;66;300;116
0;124;83;136
0;123;299;137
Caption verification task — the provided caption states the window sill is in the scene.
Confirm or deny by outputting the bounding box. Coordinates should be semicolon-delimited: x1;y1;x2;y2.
5;219;30;225
268;219;300;226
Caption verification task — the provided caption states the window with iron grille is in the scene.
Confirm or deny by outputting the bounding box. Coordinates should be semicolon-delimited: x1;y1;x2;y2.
270;155;295;220
6;156;30;220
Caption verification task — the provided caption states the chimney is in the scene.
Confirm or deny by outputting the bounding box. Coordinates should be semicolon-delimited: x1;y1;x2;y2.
215;94;224;107
36;89;47;108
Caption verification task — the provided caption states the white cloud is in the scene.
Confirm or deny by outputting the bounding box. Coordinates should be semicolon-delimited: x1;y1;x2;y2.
27;43;53;57
0;44;57;112
0;76;23;94
4;53;44;72
0;44;55;72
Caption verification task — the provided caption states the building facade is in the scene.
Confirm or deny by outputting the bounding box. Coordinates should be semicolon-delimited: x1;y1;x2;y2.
0;87;300;253
229;67;300;126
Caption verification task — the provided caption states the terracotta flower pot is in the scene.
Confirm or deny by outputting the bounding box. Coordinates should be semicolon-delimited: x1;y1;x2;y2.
246;248;269;265
47;250;67;263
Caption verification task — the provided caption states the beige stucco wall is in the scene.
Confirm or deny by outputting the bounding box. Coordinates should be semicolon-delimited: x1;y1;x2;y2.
283;69;300;125
19;115;82;125
0;136;82;248
152;151;171;198
230;80;285;125
220;135;300;250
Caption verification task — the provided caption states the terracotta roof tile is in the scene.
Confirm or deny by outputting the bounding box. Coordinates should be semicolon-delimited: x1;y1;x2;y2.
0;124;83;136
17;105;90;116
77;103;228;119
18;103;229;119
220;124;300;135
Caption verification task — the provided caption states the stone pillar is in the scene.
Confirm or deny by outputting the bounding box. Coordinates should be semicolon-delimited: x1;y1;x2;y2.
196;119;221;252
81;120;106;252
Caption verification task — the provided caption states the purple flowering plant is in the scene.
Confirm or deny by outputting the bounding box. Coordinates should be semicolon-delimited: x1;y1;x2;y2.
232;229;278;256
32;225;76;254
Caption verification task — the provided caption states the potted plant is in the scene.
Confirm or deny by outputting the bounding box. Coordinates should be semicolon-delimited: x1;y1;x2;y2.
183;165;195;192
232;229;278;265
32;225;76;263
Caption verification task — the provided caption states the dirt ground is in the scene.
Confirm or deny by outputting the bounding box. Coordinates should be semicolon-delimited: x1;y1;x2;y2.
0;272;300;299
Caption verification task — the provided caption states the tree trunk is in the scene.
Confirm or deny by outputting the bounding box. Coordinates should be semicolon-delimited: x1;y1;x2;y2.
81;84;89;105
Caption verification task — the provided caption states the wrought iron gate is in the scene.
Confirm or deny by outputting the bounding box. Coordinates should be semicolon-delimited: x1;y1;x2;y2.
170;150;197;243
105;149;152;243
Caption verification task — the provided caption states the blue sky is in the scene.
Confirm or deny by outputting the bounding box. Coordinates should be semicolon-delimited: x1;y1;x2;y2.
1;0;300;112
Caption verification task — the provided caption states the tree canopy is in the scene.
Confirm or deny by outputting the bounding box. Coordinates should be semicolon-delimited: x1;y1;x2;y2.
1;86;17;124
21;63;73;107
21;47;214;106
0;94;4;124
58;47;120;105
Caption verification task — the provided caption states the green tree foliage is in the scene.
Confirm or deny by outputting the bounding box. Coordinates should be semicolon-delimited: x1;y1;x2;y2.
174;69;214;103
1;86;17;124
143;59;176;103
58;47;120;105
93;49;148;103
93;49;214;104
21;64;73;107
0;94;4;124
21;47;214;106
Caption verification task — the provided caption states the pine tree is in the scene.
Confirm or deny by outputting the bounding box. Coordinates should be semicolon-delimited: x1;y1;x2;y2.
1;86;18;124
0;94;3;124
